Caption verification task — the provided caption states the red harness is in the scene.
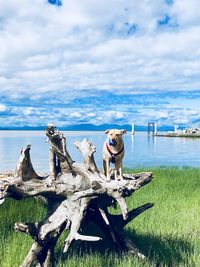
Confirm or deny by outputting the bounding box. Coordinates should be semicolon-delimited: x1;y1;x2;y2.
106;143;124;163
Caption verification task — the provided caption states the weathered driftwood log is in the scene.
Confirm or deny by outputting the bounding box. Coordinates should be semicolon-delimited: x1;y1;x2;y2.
0;125;153;267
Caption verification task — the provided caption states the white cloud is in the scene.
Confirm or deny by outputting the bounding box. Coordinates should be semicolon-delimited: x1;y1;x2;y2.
92;111;126;124
171;0;200;26
69;112;82;118
0;0;200;94
0;104;7;112
23;107;34;116
0;1;200;126
87;112;96;117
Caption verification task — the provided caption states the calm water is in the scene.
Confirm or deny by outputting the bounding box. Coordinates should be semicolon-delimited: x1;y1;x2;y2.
0;131;199;173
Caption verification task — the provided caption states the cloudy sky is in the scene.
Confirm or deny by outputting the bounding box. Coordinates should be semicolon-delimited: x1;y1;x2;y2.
0;0;200;127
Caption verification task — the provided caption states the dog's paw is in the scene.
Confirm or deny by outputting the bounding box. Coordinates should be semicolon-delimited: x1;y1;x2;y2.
106;177;111;182
117;176;123;181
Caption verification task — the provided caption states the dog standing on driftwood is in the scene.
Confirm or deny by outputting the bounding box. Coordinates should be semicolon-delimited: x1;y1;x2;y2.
103;129;126;181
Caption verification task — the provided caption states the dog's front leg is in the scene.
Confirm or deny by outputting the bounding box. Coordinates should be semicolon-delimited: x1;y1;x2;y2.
114;167;117;180
103;159;110;181
116;161;123;180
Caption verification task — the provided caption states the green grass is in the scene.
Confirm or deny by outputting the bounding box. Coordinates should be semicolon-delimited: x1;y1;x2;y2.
0;167;200;267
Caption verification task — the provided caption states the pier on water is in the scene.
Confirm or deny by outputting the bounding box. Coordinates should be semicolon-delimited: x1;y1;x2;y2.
152;123;200;138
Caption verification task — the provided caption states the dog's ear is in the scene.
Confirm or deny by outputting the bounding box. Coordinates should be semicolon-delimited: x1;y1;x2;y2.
121;129;127;134
105;129;110;134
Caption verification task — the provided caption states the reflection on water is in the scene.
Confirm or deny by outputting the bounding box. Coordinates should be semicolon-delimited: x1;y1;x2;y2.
131;134;134;151
147;135;157;152
0;131;200;173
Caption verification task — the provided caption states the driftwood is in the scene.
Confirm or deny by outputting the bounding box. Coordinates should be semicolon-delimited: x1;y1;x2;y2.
0;124;153;267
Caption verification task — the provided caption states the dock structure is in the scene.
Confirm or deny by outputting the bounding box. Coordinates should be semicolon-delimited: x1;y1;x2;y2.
148;122;157;136
156;126;200;138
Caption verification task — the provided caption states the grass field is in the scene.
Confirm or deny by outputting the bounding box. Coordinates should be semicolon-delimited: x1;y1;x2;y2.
0;167;200;267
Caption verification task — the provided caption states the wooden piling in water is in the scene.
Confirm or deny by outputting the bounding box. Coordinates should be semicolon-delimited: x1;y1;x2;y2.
148;122;157;136
132;122;135;135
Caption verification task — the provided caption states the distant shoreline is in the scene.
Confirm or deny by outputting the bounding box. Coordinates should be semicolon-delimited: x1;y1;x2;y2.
0;125;180;132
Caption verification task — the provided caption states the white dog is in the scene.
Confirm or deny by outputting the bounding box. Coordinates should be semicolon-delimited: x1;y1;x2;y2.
103;129;126;181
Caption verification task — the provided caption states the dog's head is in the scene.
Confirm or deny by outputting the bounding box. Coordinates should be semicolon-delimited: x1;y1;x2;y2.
105;129;126;146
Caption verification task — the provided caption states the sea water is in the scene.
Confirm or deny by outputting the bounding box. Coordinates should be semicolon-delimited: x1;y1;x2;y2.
0;131;199;173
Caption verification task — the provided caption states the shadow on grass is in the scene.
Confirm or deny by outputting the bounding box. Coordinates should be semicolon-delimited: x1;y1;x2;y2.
55;227;192;267
127;230;192;266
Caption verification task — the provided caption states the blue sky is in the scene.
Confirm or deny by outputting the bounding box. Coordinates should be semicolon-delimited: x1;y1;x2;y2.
0;0;200;127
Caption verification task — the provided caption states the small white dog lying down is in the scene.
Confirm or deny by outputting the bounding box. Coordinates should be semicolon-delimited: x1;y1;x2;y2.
103;129;126;181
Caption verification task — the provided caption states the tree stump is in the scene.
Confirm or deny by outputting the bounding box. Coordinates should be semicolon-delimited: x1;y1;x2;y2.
0;125;153;267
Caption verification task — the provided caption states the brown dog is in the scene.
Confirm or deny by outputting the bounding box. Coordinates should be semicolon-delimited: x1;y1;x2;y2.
103;129;126;181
